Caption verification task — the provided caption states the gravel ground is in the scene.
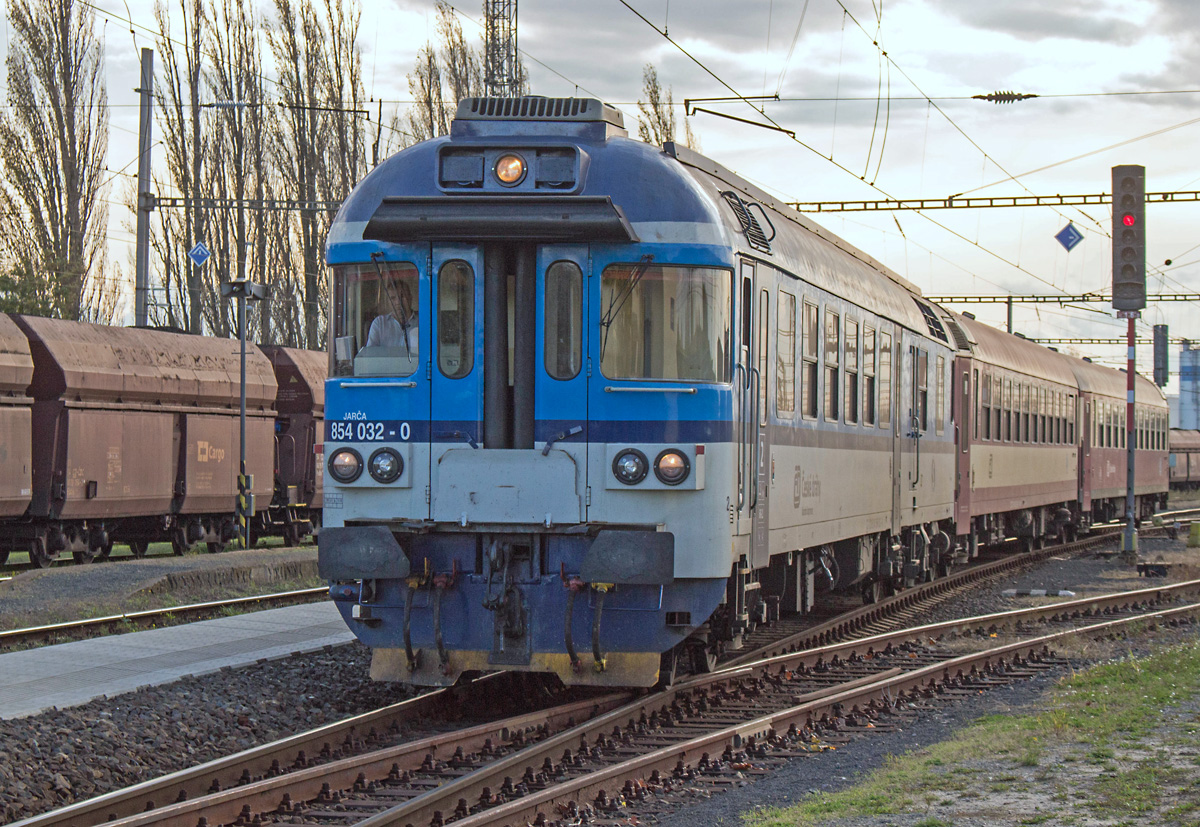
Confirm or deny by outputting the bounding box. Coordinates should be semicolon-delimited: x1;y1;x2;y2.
1;534;1197;824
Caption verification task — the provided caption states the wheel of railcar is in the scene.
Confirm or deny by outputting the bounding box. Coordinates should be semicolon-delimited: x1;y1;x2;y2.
862;578;884;605
206;541;227;554
283;523;301;548
170;530;190;556
98;541;113;560
0;550;8;565
73;547;98;564
128;540;149;559
29;537;53;568
937;557;953;579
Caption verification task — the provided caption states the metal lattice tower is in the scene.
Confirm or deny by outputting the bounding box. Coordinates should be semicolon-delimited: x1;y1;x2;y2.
483;0;520;98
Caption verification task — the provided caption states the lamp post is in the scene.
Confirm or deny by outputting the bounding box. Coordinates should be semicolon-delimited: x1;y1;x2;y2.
221;278;269;547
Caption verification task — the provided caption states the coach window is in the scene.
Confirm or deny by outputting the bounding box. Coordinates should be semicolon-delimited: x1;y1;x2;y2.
1001;377;1010;441
935;355;945;435
879;330;892;427
981;370;991;439
599;263;732;382
972;368;980;439
758;290;769;426
332;260;421;378
544;261;582;380
993;376;1002;441
776;291;796;416
802;301;819;418
864;326;877;425
1039;388;1047;443
824;309;840;421
437;260;475;379
1068;395;1076;443
845;319;859;424
1022;384;1031;442
915;348;929;432
1031;387;1039;444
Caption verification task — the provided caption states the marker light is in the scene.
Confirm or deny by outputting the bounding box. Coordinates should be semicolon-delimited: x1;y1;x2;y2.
654;449;691;485
329;448;363;483
612;449;649;485
494;154;526;186
368;448;403;484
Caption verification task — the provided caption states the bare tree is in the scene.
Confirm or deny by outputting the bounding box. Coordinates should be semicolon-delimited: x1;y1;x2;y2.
149;0;206;332
0;0;112;321
202;0;268;339
267;0;367;348
406;1;521;142
637;63;698;150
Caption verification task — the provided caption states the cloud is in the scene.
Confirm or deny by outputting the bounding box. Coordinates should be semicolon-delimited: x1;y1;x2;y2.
927;0;1142;44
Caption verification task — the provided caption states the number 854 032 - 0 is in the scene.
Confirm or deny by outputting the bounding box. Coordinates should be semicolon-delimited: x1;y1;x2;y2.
329;421;403;442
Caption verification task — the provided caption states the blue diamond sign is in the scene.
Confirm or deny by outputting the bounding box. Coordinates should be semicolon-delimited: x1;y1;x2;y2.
1055;223;1083;252
187;241;211;268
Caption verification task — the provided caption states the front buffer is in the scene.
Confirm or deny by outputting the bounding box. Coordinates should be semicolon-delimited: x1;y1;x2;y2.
319;525;725;687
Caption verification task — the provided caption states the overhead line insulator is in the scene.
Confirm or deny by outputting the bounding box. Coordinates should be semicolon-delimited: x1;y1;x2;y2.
972;90;1039;104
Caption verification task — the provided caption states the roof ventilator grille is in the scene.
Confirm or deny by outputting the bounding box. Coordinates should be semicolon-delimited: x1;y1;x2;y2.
944;317;972;352
721;191;774;254
914;299;950;344
463;97;594;119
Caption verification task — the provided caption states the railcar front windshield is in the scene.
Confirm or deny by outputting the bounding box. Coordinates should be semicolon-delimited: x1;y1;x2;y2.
599;263;732;383
330;262;421;378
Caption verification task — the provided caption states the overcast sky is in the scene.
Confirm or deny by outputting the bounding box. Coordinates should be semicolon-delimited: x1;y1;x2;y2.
86;0;1200;388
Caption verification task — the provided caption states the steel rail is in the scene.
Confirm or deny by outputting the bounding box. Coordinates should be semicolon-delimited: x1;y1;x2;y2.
725;525;1121;666
0;587;328;649
309;579;1200;827
15;527;1161;827
29;573;1190;827
406;602;1200;827
67;693;633;827
4;672;554;827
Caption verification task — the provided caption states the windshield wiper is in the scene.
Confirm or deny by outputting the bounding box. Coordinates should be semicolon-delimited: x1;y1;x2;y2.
600;254;654;360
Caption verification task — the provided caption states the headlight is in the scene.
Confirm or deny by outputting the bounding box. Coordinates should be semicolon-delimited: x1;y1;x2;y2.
612;448;649;485
494;153;526;186
654;449;691;485
329;448;363;483
368;447;403;483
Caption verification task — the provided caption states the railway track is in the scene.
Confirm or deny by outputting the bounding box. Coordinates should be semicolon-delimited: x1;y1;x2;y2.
0;588;328;650
21;559;1200;827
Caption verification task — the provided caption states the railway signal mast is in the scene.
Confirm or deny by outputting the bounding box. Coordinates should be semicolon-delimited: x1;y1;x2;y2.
1112;164;1146;556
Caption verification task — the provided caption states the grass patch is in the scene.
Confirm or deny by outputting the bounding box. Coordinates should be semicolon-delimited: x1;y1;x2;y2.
744;641;1200;827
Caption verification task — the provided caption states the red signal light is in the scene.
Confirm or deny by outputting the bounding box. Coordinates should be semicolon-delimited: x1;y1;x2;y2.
1122;213;1136;226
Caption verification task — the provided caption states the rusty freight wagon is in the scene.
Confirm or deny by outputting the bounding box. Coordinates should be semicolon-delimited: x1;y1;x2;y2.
0;315;34;564
260;345;326;546
8;316;276;565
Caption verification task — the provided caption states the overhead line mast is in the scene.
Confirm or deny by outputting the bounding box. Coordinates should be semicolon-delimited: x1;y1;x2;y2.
483;0;520;98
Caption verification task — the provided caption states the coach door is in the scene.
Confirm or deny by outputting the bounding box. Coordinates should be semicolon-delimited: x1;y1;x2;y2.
889;328;902;534
538;245;588;522
429;245;485;518
735;261;771;569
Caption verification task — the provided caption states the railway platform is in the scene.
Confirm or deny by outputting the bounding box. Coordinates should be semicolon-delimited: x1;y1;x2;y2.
0;602;352;719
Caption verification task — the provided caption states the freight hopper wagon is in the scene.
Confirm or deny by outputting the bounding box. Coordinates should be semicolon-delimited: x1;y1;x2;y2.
318;97;963;688
260;346;326;546
0;316;276;566
0;315;34;558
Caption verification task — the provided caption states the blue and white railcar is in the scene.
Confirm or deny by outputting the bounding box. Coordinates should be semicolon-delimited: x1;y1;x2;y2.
319;97;962;687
